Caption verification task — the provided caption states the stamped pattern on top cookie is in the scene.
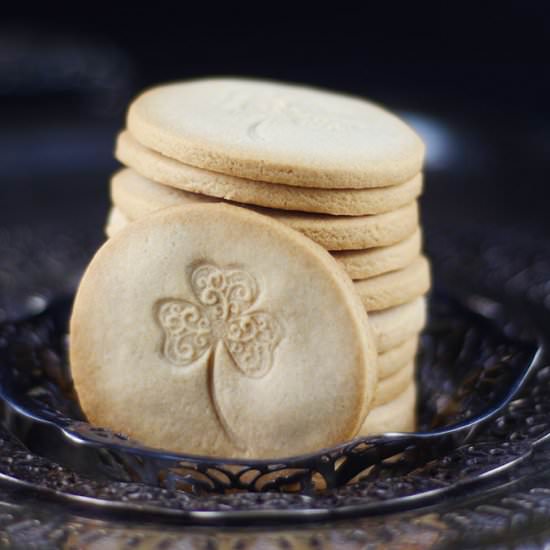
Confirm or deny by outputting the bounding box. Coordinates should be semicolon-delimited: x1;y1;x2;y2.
156;263;283;447
220;89;368;140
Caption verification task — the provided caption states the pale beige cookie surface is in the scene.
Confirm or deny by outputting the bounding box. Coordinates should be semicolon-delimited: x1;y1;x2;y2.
110;169;217;219
370;297;427;353
106;206;421;285
278;204;419;250
116;132;423;216
104;207;129;236
359;383;416;436
334;229;422;280
372;361;414;407
71;203;378;459
378;335;419;379
355;256;431;311
127;78;425;189
111;170;420;251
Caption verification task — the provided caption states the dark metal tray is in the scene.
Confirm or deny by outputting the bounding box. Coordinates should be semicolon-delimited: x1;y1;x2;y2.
0;288;544;524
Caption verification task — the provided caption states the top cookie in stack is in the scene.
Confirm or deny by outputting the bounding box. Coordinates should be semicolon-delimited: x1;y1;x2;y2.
124;78;424;190
109;78;430;437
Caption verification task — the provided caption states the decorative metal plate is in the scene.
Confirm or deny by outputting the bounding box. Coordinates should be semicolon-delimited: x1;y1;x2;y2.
0;287;545;523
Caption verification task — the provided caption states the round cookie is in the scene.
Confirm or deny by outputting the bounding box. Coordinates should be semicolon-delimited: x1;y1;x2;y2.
127;78;425;189
116;132;424;216
105;207;128;236
278;205;419;251
378;335;419;379
334;230;422;280
111;169;420;251
355;256;431;311
370;297;427;353
372;361;414;407
71;203;378;459
110;168;217;217
359;383;417;436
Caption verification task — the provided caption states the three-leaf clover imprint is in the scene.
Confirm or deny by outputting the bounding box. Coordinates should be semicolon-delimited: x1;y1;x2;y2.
155;263;283;448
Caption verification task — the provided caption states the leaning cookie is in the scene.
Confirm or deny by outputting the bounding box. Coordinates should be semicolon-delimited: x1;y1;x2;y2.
72;203;378;459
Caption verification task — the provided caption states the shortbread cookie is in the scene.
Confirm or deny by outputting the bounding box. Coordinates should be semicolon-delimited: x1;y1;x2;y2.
105;207;128;236
127;78;425;189
111;170;420;251
370;297;427;353
71;203;378;459
275;204;419;251
116;132;423;216
378;336;418;379
355;257;431;311
110;169;217;218
372;361;414;407
334;230;422;280
359;383;416;436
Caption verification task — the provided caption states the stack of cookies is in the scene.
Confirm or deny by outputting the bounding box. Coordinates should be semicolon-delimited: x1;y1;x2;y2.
106;78;430;439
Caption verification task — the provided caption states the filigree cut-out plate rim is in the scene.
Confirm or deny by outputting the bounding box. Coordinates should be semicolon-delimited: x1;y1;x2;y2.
0;290;546;524
11;374;543;468
0;425;548;525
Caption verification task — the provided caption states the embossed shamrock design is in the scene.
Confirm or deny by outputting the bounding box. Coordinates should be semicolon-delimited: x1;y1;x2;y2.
156;263;283;446
221;89;369;139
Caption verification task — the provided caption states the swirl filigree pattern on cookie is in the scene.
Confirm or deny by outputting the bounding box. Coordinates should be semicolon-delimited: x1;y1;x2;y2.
156;263;283;446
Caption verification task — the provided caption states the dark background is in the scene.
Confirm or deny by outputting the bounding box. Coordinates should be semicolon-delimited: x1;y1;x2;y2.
0;5;549;318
